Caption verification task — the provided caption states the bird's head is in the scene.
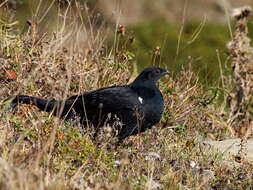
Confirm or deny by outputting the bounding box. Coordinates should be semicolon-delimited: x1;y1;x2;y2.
131;66;170;87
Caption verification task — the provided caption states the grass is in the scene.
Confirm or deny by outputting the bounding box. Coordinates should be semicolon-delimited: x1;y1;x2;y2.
127;18;231;85
1;5;253;190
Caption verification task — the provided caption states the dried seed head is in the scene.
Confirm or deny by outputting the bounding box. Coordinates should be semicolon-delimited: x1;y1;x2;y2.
231;6;252;20
117;25;126;36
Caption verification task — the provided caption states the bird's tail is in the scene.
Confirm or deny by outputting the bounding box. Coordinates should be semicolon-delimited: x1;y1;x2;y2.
9;95;68;117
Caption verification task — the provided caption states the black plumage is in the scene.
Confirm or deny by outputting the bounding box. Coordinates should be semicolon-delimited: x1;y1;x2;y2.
10;66;169;139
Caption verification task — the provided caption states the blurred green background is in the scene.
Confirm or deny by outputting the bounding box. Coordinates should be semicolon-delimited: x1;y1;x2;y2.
1;0;253;85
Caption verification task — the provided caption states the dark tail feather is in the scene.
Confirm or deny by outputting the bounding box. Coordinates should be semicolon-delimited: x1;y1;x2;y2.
9;95;69;117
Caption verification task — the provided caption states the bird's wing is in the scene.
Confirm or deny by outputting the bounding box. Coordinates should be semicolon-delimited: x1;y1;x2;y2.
81;86;141;112
84;86;145;137
63;86;142;121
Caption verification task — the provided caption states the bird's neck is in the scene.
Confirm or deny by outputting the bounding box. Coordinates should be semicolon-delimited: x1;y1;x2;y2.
130;80;158;90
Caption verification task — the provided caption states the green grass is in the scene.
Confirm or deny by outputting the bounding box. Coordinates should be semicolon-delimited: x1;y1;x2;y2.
129;18;231;85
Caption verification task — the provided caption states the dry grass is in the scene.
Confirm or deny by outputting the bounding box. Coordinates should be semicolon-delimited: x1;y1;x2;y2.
227;6;253;137
1;5;253;190
226;6;253;160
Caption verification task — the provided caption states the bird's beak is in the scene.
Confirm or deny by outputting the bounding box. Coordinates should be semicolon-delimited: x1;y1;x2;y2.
163;70;170;76
165;71;170;75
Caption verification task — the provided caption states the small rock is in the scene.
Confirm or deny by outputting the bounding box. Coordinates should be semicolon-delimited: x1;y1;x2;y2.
189;160;199;169
204;138;253;162
201;169;215;181
144;152;161;161
145;178;161;190
113;160;121;167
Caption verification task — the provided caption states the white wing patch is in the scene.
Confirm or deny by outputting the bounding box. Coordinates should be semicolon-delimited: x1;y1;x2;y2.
138;96;143;104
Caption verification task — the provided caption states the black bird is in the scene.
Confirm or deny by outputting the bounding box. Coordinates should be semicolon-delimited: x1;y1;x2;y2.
9;67;169;140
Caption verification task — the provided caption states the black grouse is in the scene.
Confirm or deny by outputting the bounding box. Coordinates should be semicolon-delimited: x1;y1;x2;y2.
10;66;169;139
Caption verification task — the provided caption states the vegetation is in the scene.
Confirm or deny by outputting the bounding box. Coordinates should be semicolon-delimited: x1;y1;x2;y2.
1;4;253;190
130;19;230;85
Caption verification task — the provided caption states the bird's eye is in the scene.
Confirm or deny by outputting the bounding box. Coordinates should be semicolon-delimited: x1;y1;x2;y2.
155;69;160;74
